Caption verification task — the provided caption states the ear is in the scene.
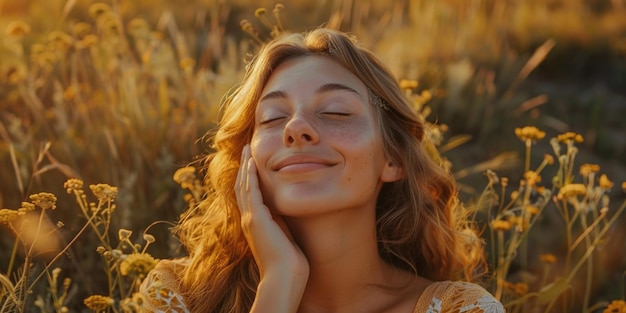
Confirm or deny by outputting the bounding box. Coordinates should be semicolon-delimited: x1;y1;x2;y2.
381;160;404;183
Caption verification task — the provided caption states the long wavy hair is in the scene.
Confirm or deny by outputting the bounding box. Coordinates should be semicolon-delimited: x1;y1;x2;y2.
174;28;483;313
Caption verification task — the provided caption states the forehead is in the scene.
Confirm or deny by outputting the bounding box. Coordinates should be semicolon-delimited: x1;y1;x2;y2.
261;55;367;96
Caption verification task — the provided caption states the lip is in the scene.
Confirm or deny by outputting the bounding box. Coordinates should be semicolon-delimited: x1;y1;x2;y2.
273;154;337;172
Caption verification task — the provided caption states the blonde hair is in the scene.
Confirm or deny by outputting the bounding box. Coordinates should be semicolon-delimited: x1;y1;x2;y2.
174;28;483;313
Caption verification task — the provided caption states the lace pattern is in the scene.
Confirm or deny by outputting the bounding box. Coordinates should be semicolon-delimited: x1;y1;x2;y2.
417;281;505;313
139;259;190;313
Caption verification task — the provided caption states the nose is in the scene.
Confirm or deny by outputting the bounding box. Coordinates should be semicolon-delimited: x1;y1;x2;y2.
283;114;319;146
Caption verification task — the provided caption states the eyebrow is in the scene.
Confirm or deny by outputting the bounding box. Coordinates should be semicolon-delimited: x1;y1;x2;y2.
259;83;362;102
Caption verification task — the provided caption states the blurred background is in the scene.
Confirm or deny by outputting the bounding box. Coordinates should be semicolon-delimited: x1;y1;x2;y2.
1;0;625;312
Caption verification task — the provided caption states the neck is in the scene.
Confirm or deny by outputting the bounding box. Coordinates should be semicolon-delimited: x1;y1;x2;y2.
285;207;416;312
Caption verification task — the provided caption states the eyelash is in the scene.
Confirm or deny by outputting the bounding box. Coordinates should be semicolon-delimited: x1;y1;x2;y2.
259;112;350;125
323;112;350;116
259;117;284;125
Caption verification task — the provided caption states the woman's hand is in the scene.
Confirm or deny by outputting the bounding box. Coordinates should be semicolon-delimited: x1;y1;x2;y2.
236;144;309;312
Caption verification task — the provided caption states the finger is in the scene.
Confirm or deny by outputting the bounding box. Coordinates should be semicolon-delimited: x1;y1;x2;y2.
244;155;271;220
236;144;250;214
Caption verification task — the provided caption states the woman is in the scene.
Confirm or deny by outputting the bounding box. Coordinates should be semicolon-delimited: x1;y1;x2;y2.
140;28;504;313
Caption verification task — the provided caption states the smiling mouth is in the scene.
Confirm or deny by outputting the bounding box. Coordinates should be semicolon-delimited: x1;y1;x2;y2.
277;162;333;173
273;155;336;172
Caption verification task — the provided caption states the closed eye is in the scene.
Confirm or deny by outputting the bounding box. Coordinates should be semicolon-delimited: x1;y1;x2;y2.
259;117;285;125
322;112;350;117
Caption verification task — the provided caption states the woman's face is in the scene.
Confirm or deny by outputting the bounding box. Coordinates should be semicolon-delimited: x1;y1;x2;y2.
250;55;401;217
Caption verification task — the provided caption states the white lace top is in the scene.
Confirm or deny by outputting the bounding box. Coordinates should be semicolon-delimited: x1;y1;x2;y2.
140;259;505;312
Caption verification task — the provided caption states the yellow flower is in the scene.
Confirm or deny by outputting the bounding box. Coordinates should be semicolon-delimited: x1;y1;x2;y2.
78;35;99;49
84;295;114;310
491;220;511;231
0;209;20;224
90;184;118;202
120;293;145;312
88;3;111;19
557;132;584;143
255;8;267;17
543;154;554;165
64;178;84;193
524;170;541;186
419;90;432;102
539;253;557;264
48;31;74;50
579;163;600;177
508;216;529;232
173;167;196;189
5;20;31;37
119;253;158;279
72;22;92;38
240;19;254;33
127;18;150;38
399;79;419;90
514;126;545;142
118;229;133;241
604;300;626;313
143;233;156;244
29;192;57;210
19;202;35;213
599;174;614;189
525;205;540;215
179;57;196;71
557;184;586;200
513;282;529;295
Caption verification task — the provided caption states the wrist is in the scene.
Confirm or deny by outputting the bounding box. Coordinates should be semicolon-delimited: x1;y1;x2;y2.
251;268;309;313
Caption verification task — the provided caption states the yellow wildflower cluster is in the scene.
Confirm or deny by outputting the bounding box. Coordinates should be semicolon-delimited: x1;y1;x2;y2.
64;178;84;193
539;253;557;264
514;126;546;142
557;184;586;200
119;253;158;279
173;167;197;189
604;300;626;313
491;220;511;232
90;184;118;202
399;79;419;90
598;174;614;189
543;154;554;165
5;20;31;37
523;170;542;186
525;205;540;215
29;192;57;210
557;132;584;143
503;281;529;296
84;295;114;310
579;163;600;177
120;293;146;312
88;3;111;19
0;208;20;224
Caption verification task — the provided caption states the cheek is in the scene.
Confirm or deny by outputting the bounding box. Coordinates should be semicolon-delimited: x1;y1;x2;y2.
251;130;279;159
322;116;376;145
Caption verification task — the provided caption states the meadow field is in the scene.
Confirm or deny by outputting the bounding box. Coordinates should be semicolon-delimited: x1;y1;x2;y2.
1;0;626;312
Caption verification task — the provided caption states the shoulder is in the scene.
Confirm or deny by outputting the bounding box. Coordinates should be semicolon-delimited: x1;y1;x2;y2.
414;281;505;313
139;258;190;312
